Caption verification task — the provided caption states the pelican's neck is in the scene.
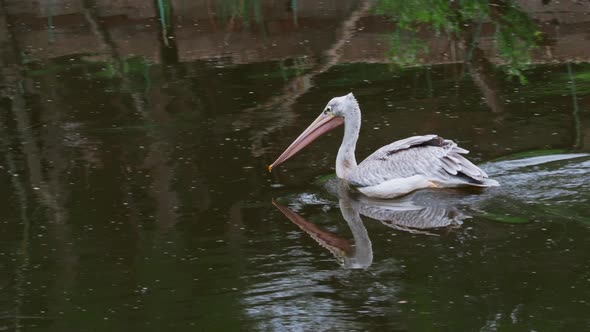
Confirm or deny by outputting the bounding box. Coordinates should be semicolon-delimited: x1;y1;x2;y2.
336;104;360;179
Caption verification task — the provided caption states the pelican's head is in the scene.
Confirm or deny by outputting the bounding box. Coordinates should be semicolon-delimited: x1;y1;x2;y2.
323;92;359;119
268;93;357;172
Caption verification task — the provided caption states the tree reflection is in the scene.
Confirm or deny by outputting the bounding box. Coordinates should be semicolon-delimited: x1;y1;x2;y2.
377;0;542;81
234;0;374;157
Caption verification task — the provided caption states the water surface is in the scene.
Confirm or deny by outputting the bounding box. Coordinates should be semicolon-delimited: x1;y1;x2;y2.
0;1;589;331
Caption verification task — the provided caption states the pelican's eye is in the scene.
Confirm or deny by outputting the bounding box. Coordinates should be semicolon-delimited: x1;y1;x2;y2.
323;106;332;115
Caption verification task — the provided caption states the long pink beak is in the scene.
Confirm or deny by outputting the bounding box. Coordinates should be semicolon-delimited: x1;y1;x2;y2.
268;113;344;172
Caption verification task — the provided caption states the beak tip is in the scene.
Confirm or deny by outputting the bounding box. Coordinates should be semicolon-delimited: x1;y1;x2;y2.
268;164;273;172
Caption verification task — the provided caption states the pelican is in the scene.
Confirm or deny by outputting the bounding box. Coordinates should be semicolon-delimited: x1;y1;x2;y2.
269;93;499;198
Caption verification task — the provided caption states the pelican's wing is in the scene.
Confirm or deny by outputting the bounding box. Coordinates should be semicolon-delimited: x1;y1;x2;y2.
348;135;491;187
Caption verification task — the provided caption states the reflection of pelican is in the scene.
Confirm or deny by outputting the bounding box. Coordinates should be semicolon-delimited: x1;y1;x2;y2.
273;198;373;269
353;198;463;235
273;179;465;268
269;93;499;198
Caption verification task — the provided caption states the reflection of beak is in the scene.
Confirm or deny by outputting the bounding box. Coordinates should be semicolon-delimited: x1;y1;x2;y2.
271;199;352;255
268;113;344;172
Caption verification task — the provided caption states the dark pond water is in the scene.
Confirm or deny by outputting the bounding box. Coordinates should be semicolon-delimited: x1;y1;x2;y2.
1;1;590;331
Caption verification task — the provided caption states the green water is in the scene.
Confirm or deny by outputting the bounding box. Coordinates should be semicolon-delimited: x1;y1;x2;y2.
0;1;589;331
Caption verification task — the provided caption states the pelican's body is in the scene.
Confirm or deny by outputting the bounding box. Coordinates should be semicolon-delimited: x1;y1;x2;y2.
269;93;499;198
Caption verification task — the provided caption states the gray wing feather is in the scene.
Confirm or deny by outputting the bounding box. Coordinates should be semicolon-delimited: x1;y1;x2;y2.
348;135;489;187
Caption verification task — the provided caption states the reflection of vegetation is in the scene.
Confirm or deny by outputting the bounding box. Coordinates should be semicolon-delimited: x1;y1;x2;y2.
483;212;530;224
218;0;264;27
489;199;590;226
508;63;590;98
247;57;312;80
85;56;149;79
25;55;152;94
541;206;590;225
313;173;337;186
377;0;485;32
377;0;542;79
278;57;312;80
389;30;428;67
495;6;541;79
157;0;172;30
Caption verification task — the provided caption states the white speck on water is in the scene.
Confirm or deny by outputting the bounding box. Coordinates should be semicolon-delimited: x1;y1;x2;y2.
271;183;284;188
